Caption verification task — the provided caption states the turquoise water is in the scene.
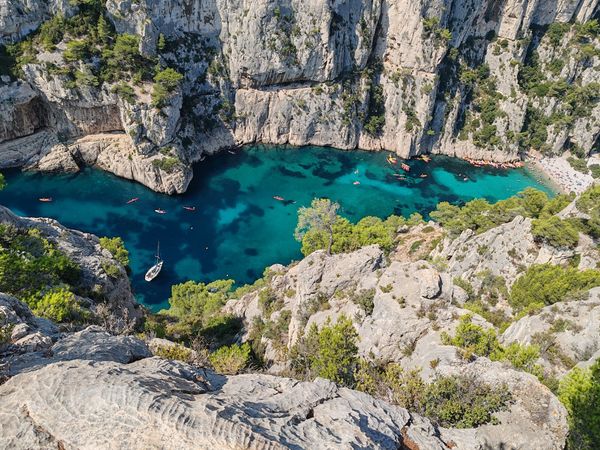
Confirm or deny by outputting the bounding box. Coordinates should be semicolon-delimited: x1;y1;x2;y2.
0;145;552;310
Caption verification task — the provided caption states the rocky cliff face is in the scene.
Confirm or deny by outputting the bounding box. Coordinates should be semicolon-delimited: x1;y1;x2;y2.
0;0;598;193
0;294;454;450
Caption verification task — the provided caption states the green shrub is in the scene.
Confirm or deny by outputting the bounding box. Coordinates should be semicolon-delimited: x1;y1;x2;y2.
510;264;600;313
297;200;408;256
355;361;512;428
258;288;283;317
151;67;183;107
531;216;579;249
152;157;180;173
0;225;80;303
290;315;358;386
442;315;543;378
209;342;251;374
431;188;555;237
33;288;83;323
63;39;90;61
351;289;375;315
111;83;136;104
567;157;589;174
423;374;511;428
101;262;121;278
165;279;234;321
153;343;193;362
559;360;600;449
441;315;502;358
99;236;129;267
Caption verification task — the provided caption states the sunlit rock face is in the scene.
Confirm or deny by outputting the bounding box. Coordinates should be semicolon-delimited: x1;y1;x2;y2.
1;0;598;192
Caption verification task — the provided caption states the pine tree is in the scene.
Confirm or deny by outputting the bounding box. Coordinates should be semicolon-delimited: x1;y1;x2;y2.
97;14;110;44
158;33;166;52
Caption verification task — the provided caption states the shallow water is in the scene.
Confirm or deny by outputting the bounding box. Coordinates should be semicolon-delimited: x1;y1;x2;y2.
0;145;553;310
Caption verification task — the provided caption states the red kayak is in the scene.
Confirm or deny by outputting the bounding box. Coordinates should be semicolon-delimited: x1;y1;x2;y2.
39;197;53;202
154;209;167;214
126;197;139;204
183;206;196;211
273;196;285;201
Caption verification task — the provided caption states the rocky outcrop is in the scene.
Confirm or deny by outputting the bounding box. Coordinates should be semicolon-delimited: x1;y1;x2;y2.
0;0;75;44
0;357;454;450
224;241;570;449
0;205;143;321
0;297;452;450
502;287;600;375
433;216;575;291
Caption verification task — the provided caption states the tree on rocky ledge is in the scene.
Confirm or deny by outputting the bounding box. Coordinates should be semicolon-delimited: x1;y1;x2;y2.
295;198;340;255
0;173;4;190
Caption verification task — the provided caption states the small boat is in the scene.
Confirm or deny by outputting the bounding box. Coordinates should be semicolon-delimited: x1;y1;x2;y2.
420;174;428;178
420;155;431;162
38;197;53;202
228;150;236;155
154;209;167;214
145;242;163;282
273;196;285;201
401;163;411;172
126;197;139;204
387;154;398;164
353;181;360;185
183;206;196;211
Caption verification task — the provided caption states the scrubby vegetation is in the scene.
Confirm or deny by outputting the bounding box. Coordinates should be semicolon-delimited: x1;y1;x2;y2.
441;315;545;379
99;236;129;267
431;187;572;237
510;264;600;314
296;198;422;256
209;342;252;374
289;316;512;427
531;216;580;249
0;224;81;321
357;361;511;428
559;359;600;449
153;342;194;362
152;156;181;173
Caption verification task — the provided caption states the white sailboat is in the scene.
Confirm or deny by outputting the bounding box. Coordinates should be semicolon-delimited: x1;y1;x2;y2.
145;242;163;282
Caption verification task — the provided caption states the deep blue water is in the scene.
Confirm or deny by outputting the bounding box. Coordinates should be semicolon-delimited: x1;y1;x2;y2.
0;145;552;310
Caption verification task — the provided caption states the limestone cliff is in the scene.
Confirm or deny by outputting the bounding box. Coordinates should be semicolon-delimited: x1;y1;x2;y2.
0;0;598;193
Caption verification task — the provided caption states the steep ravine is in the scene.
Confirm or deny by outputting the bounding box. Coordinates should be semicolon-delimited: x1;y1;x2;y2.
0;0;598;193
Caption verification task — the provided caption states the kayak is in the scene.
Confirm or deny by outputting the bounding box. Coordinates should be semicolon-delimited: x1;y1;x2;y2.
387;155;397;164
126;197;139;204
401;163;411;171
155;209;167;214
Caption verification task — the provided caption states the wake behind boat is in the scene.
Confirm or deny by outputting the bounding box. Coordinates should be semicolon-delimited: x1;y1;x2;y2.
145;242;163;282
